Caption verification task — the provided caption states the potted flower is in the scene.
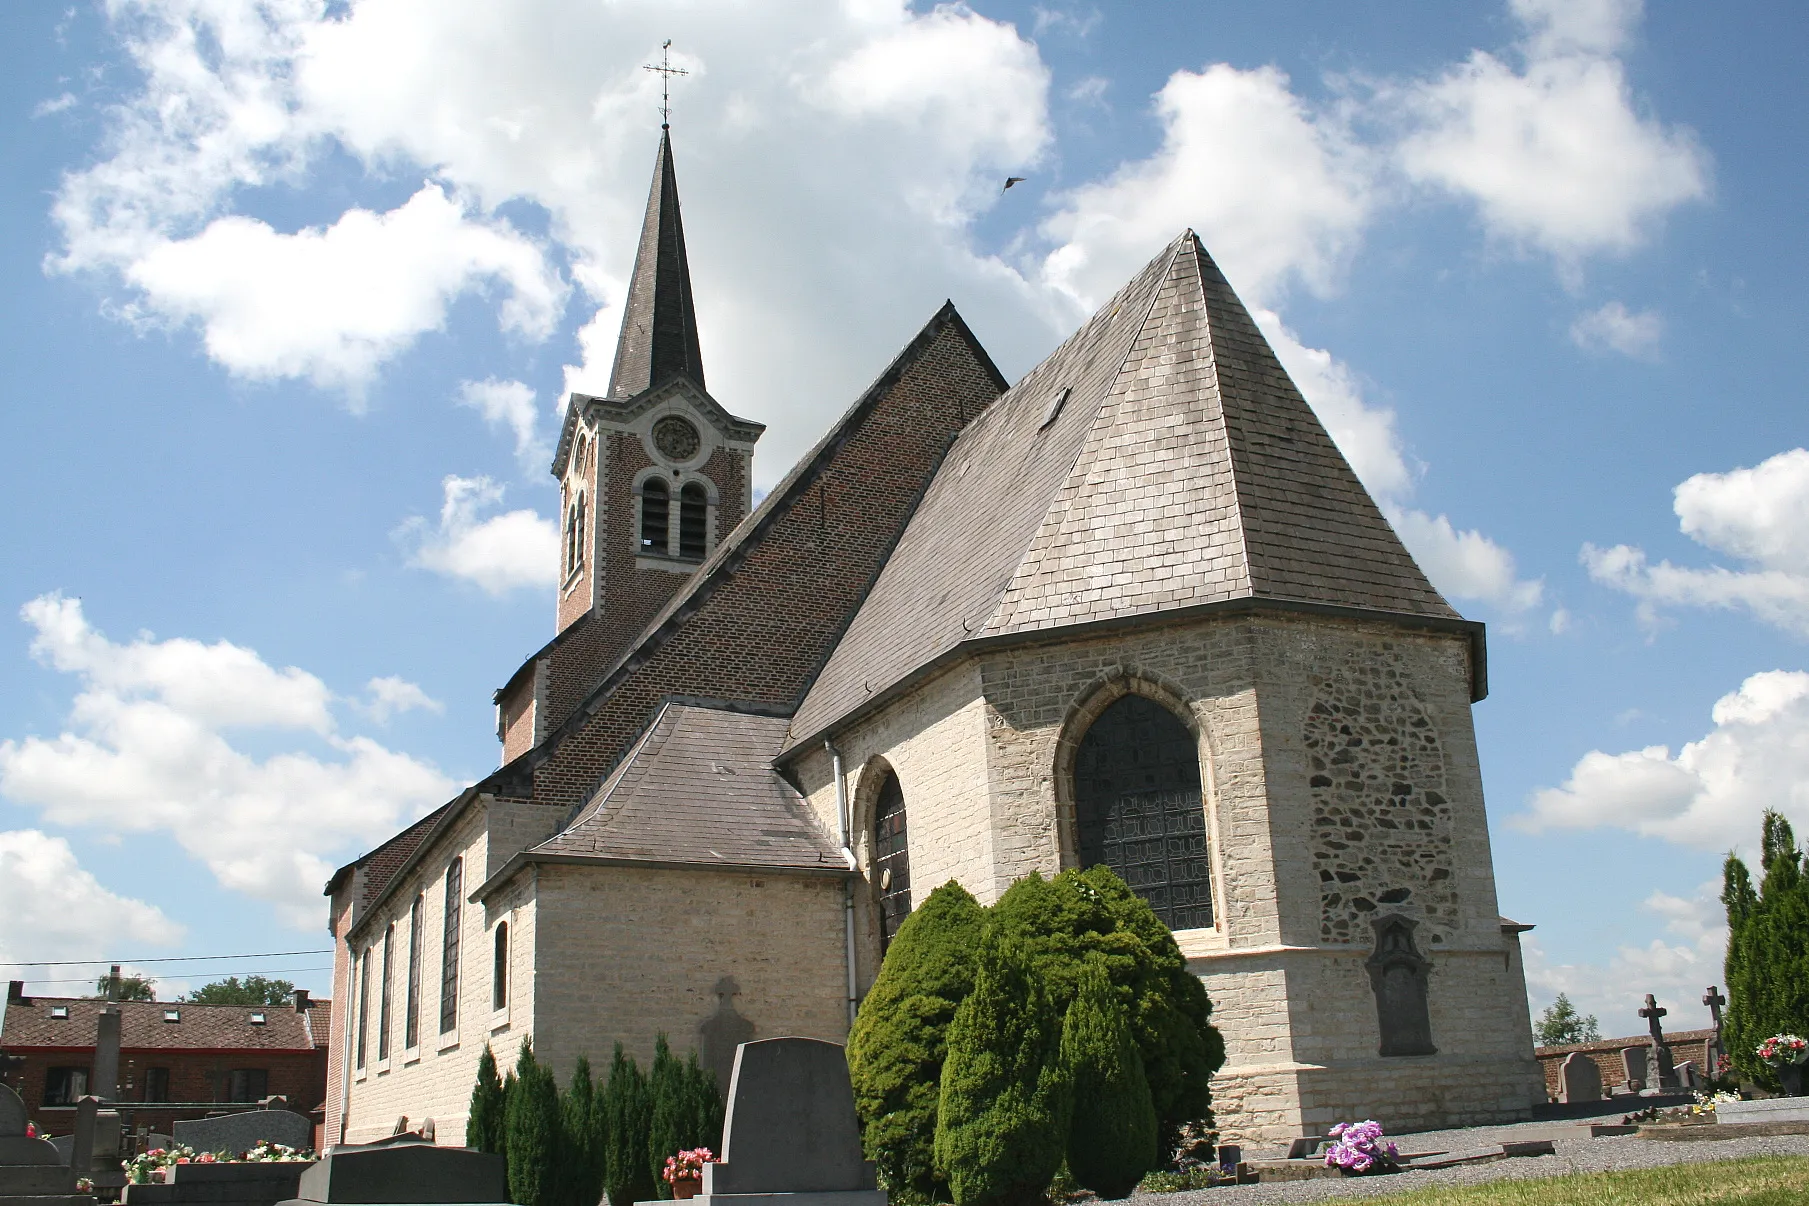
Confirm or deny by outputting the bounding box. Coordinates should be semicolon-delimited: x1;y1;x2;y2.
1322;1120;1400;1176
1757;1034;1809;1097
661;1147;715;1200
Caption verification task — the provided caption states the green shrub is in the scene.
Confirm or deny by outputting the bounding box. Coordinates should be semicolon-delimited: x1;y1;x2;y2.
468;1044;508;1165
933;930;1069;1206
604;1044;654;1206
585;1061;611;1204
1724;810;1809;1088
682;1052;723;1153
990;868;1223;1143
847;881;986;1202
646;1036;683;1198
562;1055;602;1206
504;1039;563;1206
1062;960;1157;1199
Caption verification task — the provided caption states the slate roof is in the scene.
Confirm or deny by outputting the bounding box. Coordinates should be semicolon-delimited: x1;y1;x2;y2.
523;703;844;873
2;997;331;1052
788;231;1460;748
608;128;704;401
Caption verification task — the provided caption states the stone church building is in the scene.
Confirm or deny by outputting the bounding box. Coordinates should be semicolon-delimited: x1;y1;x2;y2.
323;128;1542;1150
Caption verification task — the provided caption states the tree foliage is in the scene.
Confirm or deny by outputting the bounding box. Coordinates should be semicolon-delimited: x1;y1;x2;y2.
1724;810;1809;1087
933;930;1070;1206
183;976;297;1006
646;1036;683;1199
89;973;157;1001
505;1039;563;1206
1061;959;1157;1199
1534;993;1601;1047
847;881;986;1202
469;1044;508;1166
604;1044;654;1206
563;1055;603;1206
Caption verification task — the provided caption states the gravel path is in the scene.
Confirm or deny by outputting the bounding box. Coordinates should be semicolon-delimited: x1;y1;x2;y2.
1134;1133;1809;1204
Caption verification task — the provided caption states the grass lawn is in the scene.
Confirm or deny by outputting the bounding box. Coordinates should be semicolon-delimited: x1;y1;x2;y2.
1339;1156;1809;1205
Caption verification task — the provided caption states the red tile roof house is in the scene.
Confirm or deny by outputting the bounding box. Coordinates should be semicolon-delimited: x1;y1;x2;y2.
0;982;331;1146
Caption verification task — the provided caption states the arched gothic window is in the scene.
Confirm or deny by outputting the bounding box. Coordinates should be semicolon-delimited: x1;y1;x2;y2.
1073;694;1213;930
565;493;587;577
679;483;708;560
640;479;670;555
439;858;462;1035
492;922;509;1011
873;774;911;952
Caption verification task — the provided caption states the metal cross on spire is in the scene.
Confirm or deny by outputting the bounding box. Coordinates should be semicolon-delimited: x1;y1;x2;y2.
642;40;688;128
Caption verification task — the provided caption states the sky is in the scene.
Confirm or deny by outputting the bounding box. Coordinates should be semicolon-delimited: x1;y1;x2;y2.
1;0;1805;1038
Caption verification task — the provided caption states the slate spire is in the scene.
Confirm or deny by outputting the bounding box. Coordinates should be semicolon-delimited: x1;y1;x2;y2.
607;128;705;400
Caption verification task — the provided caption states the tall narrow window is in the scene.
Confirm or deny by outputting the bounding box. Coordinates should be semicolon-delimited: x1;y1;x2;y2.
355;949;370;1070
404;894;423;1051
640;479;670;555
492;922;510;1011
574;494;587;572
377;924;394;1062
440;858;463;1035
144;1067;170;1102
874;774;912;953
1074;694;1213;931
678;483;708;559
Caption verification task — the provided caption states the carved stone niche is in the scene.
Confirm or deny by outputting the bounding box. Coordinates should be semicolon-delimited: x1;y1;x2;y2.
1367;914;1437;1057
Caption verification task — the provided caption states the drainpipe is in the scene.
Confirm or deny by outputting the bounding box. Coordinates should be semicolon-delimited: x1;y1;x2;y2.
826;741;859;1030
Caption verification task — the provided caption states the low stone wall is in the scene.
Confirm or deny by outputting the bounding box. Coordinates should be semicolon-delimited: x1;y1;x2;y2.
1534;1029;1713;1098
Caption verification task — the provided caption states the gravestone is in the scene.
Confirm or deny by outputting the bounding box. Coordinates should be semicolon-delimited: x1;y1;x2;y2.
1649;1044;1678;1091
678;1038;884;1206
0;1081;90;1206
1704;986;1728;1075
173;1111;313;1157
276;1137;506;1206
1638;994;1678;1089
122;1160;315;1206
1620;1046;1648;1089
1366;916;1436;1057
1675;1061;1700;1090
1557;1052;1602;1104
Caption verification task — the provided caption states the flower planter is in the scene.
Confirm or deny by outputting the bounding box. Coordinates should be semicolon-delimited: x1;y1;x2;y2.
671;1178;701;1201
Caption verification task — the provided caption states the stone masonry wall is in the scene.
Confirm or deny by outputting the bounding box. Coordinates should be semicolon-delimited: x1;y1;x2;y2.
530;864;848;1089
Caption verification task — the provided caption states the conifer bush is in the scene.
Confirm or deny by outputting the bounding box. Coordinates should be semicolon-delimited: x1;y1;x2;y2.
682;1052;723;1153
604;1044;655;1206
646;1036;684;1199
504;1039;563;1206
585;1062;612;1204
1724;810;1809;1087
468;1045;508;1169
847;881;986;1202
990;868;1223;1142
1061;960;1157;1199
563;1055;603;1206
932;930;1069;1206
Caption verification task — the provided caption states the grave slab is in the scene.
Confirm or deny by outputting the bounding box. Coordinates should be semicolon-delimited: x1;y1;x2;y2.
122;1161;314;1206
173;1113;313;1158
1714;1096;1809;1125
277;1138;506;1206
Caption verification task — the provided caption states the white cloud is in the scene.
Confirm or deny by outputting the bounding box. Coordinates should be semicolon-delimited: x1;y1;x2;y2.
0;829;184;966
0;597;454;925
1570;301;1663;358
361;676;444;724
34;93;77;118
1517;668;1809;850
1390;508;1545;612
1522;879;1727;1034
1396;0;1709;260
402;475;559;595
458;377;548;468
1585;449;1809;636
121;185;563;392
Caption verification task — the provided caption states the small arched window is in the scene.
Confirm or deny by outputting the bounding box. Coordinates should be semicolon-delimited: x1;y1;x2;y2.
492;922;509;1011
679;483;708;560
641;479;670;555
873;774;911;953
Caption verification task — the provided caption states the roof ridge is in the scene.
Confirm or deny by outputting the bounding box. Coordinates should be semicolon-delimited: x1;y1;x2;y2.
1182;232;1258;603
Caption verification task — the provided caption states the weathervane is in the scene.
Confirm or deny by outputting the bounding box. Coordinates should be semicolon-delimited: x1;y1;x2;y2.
642;40;688;128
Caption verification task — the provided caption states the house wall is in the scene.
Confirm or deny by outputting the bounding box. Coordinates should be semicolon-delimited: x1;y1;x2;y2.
0;1047;326;1138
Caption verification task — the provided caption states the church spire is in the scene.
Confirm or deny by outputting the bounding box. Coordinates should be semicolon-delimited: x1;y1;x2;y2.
607;128;705;400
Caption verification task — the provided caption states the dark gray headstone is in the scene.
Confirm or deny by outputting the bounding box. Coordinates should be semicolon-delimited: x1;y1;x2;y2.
1558;1052;1602;1104
121;1158;315;1206
174;1111;313;1157
1650;1044;1677;1089
280;1139;506;1205
0;1082;26;1138
0;1082;81;1201
1620;1046;1648;1087
700;1038;878;1198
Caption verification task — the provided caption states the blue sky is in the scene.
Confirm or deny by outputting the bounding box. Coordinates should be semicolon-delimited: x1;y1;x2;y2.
2;0;1805;1036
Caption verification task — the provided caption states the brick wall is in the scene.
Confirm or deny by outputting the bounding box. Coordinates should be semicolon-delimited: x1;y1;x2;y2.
1534;1029;1714;1098
2;1047;327;1138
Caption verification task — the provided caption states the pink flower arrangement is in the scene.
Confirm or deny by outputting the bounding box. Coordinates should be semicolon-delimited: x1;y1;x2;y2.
1322;1120;1399;1175
661;1147;715;1186
1757;1034;1808;1067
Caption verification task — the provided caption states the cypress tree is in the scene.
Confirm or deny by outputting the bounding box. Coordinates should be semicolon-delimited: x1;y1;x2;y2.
586;1062;611;1206
564;1056;600;1206
646;1036;684;1198
604;1044;655;1206
991;868;1223;1145
505;1039;562;1206
847;881;985;1202
933;929;1070;1206
1724;810;1809;1087
1061;960;1157;1199
469;1044;508;1157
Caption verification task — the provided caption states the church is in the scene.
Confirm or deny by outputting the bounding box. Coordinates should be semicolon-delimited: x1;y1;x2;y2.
322;126;1543;1150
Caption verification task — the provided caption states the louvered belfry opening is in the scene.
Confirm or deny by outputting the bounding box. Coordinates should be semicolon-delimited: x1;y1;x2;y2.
1074;694;1213;930
640;478;670;554
678;482;708;559
873;773;912;952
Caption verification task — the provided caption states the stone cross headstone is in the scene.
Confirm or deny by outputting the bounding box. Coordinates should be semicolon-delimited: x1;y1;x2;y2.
1639;994;1667;1046
698;977;755;1104
688;1038;884;1206
1650;1044;1678;1090
1704;986;1728;1073
1620;1046;1648;1090
1639;994;1679;1090
1557;1052;1603;1104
